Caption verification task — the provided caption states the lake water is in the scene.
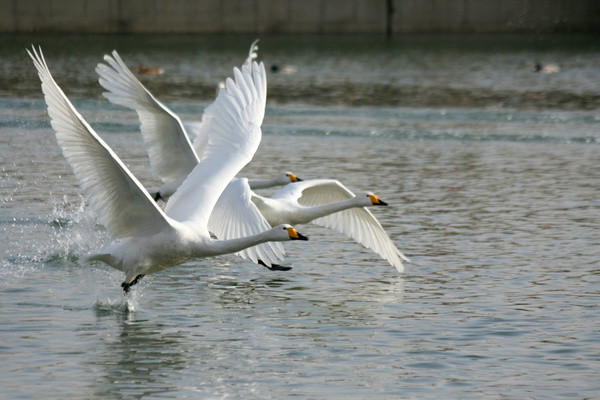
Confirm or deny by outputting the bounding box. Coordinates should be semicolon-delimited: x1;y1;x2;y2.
1;33;599;399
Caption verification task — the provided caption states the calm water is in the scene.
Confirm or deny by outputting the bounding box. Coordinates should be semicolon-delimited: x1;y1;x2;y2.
1;34;600;399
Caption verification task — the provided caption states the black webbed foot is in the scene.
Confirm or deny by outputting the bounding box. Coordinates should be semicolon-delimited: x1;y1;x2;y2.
121;274;145;293
257;260;292;271
153;192;162;202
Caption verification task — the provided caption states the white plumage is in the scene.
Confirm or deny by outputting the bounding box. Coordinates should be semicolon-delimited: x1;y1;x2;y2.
28;46;308;291
96;40;295;201
95;42;300;268
94;42;409;273
220;179;409;272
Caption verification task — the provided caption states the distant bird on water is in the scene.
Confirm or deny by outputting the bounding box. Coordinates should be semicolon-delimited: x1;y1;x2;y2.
532;62;560;74
137;64;164;75
270;63;297;74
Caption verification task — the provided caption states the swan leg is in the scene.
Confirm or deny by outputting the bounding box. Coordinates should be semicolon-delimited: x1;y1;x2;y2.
121;274;145;293
153;192;162;202
257;260;292;271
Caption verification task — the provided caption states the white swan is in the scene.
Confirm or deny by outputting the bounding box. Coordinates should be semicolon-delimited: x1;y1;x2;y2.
211;178;409;272
95;42;408;273
28;46;309;293
95;41;302;270
95;40;301;202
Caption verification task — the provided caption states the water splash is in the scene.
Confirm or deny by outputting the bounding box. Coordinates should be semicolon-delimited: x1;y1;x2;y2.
93;296;130;317
0;194;113;283
43;195;111;265
93;282;145;316
125;291;141;313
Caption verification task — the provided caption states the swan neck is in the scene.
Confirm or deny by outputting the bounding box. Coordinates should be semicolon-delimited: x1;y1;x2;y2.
305;197;359;220
202;230;273;257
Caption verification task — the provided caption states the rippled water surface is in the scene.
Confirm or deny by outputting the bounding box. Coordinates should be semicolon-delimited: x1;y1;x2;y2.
1;34;599;399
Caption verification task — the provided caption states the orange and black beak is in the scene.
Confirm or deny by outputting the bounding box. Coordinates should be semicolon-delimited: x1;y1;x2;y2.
369;194;388;206
289;174;303;182
287;227;309;241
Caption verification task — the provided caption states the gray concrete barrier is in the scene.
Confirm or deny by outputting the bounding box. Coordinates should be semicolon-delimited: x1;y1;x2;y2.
1;0;598;34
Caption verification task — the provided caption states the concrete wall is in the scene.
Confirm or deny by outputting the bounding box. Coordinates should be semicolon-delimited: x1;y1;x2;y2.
392;0;600;33
0;0;598;34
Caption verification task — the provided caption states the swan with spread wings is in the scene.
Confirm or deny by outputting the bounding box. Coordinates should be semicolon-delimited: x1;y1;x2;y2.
94;41;408;273
96;41;303;270
29;46;309;294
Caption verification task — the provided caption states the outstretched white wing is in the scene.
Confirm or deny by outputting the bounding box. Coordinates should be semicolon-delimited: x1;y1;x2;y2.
165;61;267;230
29;46;171;238
96;51;199;184
273;179;408;272
190;40;261;157
243;39;259;70
183;121;207;154
208;178;285;266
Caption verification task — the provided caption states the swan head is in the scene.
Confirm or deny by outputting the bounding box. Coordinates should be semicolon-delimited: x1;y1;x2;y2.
363;192;388;206
274;224;309;241
279;171;303;184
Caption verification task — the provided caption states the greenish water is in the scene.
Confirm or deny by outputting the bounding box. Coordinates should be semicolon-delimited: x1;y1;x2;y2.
1;34;599;399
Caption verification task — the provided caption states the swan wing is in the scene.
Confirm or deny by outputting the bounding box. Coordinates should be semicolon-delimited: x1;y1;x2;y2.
188;39;259;157
29;46;170;238
208;178;285;265
270;178;344;202
183;121;206;151
96;51;199;184
165;61;267;229
242;39;260;70
277;179;408;272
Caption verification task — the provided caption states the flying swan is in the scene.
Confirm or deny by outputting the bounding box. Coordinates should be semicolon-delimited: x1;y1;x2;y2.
95;42;409;273
95;41;301;270
28;46;309;293
216;178;409;272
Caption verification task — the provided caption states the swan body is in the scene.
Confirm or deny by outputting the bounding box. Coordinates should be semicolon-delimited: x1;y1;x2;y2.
86;221;303;281
29;46;308;291
213;178;409;272
254;188;377;226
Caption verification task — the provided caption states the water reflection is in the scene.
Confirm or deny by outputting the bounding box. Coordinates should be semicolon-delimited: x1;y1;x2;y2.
88;316;189;399
78;268;405;398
